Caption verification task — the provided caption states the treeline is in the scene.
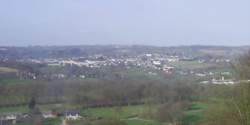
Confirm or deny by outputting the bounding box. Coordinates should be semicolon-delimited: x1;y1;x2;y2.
0;78;198;108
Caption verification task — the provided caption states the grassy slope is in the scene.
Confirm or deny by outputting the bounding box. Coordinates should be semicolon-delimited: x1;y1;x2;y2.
82;105;155;118
182;102;208;125
82;105;161;125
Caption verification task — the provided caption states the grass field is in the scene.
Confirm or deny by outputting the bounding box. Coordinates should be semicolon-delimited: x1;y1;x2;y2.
123;68;166;82
182;102;208;125
125;119;161;125
0;104;65;113
15;118;61;125
0;67;18;73
82;102;208;125
82;105;161;125
82;105;159;118
169;61;213;70
0;78;33;85
0;106;29;113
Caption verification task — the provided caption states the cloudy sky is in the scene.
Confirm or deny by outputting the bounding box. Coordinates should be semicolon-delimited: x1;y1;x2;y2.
0;0;249;46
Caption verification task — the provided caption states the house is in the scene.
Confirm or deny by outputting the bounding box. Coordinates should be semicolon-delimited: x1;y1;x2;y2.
211;77;235;85
79;75;86;79
195;73;206;77
64;111;81;120
145;54;152;57
0;113;19;120
162;65;174;74
152;60;161;66
42;111;57;119
0;113;20;124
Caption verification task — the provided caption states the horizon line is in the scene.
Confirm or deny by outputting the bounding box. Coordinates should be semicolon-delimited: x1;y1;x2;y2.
0;44;250;48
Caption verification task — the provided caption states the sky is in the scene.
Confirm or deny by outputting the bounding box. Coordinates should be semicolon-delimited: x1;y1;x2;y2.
0;0;249;46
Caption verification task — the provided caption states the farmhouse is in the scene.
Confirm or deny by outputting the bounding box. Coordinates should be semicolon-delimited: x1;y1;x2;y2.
42;111;57;119
0;112;21;124
64;111;81;120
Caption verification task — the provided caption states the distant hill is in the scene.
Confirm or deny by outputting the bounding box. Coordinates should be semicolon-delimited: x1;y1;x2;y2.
0;45;249;59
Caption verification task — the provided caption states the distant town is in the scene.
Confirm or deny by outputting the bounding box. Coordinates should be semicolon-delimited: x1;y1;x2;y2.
1;45;248;84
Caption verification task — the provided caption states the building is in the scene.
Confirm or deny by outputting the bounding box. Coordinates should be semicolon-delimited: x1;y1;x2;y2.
64;111;81;120
42;111;57;119
0;113;20;124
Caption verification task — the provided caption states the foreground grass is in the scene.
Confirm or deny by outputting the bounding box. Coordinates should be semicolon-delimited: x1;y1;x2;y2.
82;105;158;119
82;105;161;125
15;118;61;125
125;119;161;125
182;102;208;125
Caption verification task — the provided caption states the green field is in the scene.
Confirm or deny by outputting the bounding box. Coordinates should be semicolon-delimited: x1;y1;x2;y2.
0;67;18;73
15;118;61;125
0;78;34;85
0;106;28;113
82;105;161;125
125;119;161;125
0;104;65;113
82;105;157;119
182;102;208;125
82;102;208;125
169;61;213;70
